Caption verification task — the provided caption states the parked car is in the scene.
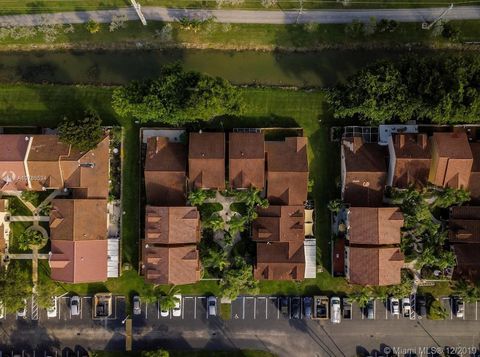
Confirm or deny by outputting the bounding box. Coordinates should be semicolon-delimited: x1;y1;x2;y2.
70;296;81;316
455;298;465;318
47;297;58;318
160;303;169;317
401;297;411;317
172;294;182;317
366;299;374;320
280;297;289;317
133;295;141;315
390;297;400;316
207;296;217;317
303;297;312;319
342;299;352;319
16;299;27;318
416;296;427;317
291;298;301;319
330;297;341;324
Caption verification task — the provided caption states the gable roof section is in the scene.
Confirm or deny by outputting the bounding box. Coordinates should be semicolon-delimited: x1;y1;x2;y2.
429;132;473;189
252;205;304;244
348;247;404;286
468;142;480;204
142;245;200;285
391;133;431;188
449;206;480;243
266;137;308;205
144;136;187;206
144;206;200;245
229;132;265;189
254;241;305;280
50;199;108;242
342;137;387;207
348;207;404;245
188;132;225;190
452;243;480;283
0;135;30;191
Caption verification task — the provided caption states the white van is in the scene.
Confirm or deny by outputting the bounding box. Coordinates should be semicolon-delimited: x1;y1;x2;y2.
330;297;341;324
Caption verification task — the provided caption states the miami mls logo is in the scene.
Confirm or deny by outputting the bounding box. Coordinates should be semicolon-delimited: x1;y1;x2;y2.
1;171;16;183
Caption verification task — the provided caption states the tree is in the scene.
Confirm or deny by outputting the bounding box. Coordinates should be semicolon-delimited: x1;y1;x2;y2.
453;280;480;303
227;214;249;236
429;187;470;209
36;278;59;309
348;288;371;308
142;350;169;357
0;264;32;313
202;214;224;231
188;189;211;206
112;64;243;125
441;22;461;42
327;55;480;125
344;20;365;38
235;188;269;221
375;19;398;33
220;257;258;300
159;286;180;310
201;247;230;273
327;199;343;214
17;229;45;250
86;19;101;34
58;110;104;151
21;190;41;206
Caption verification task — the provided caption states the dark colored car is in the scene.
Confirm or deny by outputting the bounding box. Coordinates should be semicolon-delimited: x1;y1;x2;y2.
366;299;374;320
416;296;427;317
280;297;289;317
303;297;312;319
291;298;301;319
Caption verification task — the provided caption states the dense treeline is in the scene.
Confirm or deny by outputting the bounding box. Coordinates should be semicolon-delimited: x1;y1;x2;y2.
112;63;243;125
327;55;480;125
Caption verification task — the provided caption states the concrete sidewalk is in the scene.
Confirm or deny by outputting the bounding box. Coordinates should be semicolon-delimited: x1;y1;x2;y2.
0;6;479;26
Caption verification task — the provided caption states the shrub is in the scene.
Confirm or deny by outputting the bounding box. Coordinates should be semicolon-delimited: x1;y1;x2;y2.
86;19;101;34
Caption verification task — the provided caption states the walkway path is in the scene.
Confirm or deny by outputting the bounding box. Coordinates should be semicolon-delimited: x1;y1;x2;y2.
7;253;49;259
10;215;49;222
0;6;479;26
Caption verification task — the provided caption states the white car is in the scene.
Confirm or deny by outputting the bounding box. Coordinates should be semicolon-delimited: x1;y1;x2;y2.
70;296;81;316
207;296;217;317
172;294;182;317
390;297;400;316
401;297;411;317
159;299;169;317
47;297;58;318
16;299;27;318
330;297;341;324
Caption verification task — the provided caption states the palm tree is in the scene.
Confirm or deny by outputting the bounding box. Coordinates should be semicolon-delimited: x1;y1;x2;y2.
202;248;230;272
159;286;180;310
453;280;480;303
188;189;209;206
202;214;224;231
327;199;343;214
228;215;248;236
348;288;371;308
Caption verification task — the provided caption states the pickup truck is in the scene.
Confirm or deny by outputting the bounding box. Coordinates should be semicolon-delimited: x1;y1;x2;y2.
342;299;352;319
313;296;329;319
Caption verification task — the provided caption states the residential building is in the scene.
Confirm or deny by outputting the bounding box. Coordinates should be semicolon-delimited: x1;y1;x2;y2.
387;133;431;188
252;205;305;280
141;206;201;285
144;136;187;206
468;142;480;204
449;206;480;282
229;132;265;190
341;137;387;207
428;132;472;189
265;137;308;206
188;132;225;190
0;135;30;191
49;199;108;283
345;207;404;286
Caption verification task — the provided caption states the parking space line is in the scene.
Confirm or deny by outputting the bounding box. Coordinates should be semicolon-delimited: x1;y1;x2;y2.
476;301;478;320
385;301;388;320
288;297;291;320
181;297;185;319
145;302;148;319
242;297;245;319
253;298;256;320
361;305;364;320
277;298;280;319
373;300;376;320
157;299;160;319
265;298;268;319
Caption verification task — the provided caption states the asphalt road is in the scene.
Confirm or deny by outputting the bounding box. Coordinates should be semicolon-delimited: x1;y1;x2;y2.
1;295;480;356
0;6;479;26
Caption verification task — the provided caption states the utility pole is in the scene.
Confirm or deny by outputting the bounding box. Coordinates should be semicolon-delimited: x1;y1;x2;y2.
422;3;453;30
130;0;147;26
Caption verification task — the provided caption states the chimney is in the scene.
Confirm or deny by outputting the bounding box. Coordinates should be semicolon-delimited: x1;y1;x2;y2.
417;134;428;149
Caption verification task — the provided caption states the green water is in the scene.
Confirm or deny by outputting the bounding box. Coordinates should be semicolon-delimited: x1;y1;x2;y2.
0;49;462;87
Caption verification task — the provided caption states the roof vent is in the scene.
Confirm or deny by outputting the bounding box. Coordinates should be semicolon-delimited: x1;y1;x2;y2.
79;163;95;168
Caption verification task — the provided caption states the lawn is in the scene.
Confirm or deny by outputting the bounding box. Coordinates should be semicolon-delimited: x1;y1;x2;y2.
8;221;33;253
0;83;344;296
1;20;480;51
6;196;33;216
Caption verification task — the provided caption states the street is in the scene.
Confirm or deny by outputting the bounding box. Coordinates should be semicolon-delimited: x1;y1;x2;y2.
1;295;480;356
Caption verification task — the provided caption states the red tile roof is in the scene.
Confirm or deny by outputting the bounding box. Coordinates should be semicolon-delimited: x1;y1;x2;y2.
342;137;387;207
142;245;200;285
391;134;431;188
468;143;480;204
348;207;404;245
429;132;472;189
254;242;305;280
144;136;187;206
452;243;480;283
229;132;265;189
348;247;404;286
0;135;30;191
449;206;480;243
266;137;308;205
144;206;200;245
188;132;225;190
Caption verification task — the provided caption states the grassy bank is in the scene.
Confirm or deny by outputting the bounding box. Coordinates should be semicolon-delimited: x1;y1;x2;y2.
92;350;277;357
0;82;350;295
1;20;480;51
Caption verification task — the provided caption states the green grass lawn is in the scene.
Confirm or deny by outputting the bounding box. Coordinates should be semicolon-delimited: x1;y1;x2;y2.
8;221;33;253
0;83;347;296
1;20;479;51
6;196;33;216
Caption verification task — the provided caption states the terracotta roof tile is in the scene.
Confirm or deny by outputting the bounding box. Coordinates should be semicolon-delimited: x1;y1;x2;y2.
452;243;480;283
229;132;265;189
254;242;305;280
188;132;225;190
449;206;480;243
469;143;480;204
348;207;404;245
0;135;29;191
266;137;308;205
144;137;187;206
348;247;404;286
